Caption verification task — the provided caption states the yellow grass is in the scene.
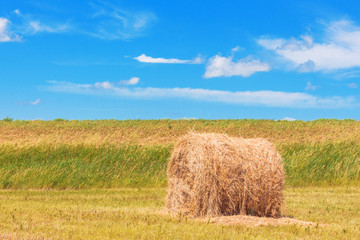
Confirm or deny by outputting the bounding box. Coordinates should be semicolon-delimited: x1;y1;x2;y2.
1;119;360;147
0;186;359;239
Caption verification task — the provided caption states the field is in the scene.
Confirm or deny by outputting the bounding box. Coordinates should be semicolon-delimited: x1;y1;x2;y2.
1;119;360;239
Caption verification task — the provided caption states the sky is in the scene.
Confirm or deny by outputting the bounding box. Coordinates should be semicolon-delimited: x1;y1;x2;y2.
1;0;360;120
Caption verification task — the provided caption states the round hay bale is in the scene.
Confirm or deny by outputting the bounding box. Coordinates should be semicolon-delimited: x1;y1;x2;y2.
166;132;284;218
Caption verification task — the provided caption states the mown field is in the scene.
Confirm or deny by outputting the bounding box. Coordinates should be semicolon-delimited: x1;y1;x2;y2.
0;119;360;239
0;187;359;239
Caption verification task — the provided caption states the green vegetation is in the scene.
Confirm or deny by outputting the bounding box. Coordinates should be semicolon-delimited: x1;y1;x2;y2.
0;186;359;239
0;144;170;189
280;142;360;186
2;116;13;122
0;142;360;189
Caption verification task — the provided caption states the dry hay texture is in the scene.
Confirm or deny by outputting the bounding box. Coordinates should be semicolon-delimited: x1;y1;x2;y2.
166;132;284;218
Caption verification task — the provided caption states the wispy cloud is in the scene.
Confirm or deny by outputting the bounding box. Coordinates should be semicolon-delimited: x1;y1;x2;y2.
334;70;360;80
45;80;355;108
258;20;360;72
204;55;270;78
348;83;358;88
305;81;318;91
134;54;203;64
2;9;70;40
15;10;70;35
29;99;41;105
0;17;21;42
86;2;156;40
19;99;41;105
5;1;156;41
26;20;69;34
60;77;140;91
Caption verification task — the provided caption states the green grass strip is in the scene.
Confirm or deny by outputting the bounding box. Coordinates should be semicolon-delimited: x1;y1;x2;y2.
280;142;360;186
0;142;360;189
0;144;170;189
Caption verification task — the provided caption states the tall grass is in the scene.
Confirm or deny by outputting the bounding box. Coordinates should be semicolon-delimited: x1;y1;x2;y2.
0;144;170;189
281;142;360;185
0;141;360;189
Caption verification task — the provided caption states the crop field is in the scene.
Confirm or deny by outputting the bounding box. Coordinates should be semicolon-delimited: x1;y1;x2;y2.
1;119;360;239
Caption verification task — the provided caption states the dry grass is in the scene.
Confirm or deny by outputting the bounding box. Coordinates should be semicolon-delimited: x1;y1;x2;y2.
196;215;320;227
0;187;359;239
1;119;360;148
166;132;284;218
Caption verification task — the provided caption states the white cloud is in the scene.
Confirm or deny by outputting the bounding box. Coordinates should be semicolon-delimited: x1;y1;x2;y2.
134;54;203;64
180;117;197;120
14;9;21;15
231;46;241;52
348;83;358;88
29;99;41;105
258;20;360;71
94;81;114;89
280;117;297;121
45;80;355;109
62;78;140;90
120;77;140;85
192;55;205;64
134;54;188;64
305;81;318;91
0;17;21;42
204;55;270;78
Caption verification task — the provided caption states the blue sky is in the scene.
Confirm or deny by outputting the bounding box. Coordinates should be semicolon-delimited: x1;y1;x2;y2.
1;0;360;120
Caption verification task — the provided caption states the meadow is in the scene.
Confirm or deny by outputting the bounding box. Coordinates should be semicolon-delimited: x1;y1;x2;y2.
0;119;360;239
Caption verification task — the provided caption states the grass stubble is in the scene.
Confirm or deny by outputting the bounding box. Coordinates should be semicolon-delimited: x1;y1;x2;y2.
0;119;359;239
0;187;359;239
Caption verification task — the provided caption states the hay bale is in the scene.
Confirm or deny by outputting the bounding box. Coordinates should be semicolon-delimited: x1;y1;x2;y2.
166;132;284;218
